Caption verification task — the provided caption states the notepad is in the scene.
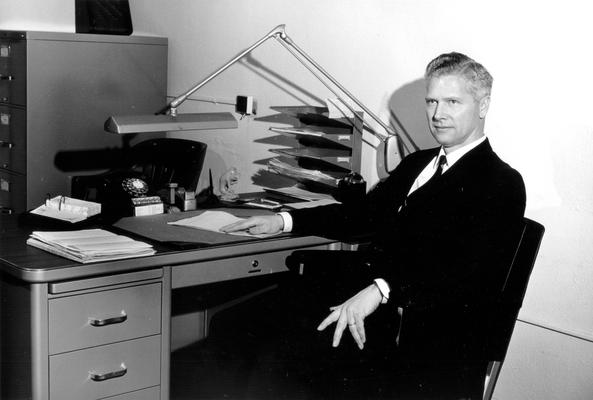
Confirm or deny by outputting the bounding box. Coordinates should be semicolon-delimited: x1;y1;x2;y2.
26;229;155;263
30;196;101;223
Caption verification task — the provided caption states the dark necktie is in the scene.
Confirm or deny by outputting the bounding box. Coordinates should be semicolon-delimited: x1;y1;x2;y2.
421;154;447;189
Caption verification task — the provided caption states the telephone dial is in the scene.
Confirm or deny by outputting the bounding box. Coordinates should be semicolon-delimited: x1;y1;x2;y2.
121;177;150;198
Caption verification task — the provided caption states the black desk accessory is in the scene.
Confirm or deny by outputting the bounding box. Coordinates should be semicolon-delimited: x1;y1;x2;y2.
75;0;133;35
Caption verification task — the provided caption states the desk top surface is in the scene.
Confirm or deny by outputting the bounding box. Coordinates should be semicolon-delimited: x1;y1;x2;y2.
0;210;335;283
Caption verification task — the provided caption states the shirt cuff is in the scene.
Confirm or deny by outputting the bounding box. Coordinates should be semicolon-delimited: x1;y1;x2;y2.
374;278;390;304
277;211;293;233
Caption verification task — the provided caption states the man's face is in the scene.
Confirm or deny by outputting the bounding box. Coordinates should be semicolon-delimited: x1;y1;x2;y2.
425;74;489;153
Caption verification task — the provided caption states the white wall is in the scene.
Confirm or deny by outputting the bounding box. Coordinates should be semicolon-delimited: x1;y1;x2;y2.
3;1;593;398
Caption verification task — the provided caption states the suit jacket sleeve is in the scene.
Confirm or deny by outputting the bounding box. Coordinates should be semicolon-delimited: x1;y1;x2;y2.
288;151;421;238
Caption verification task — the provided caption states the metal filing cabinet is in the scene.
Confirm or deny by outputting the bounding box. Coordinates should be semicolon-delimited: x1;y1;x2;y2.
0;31;167;214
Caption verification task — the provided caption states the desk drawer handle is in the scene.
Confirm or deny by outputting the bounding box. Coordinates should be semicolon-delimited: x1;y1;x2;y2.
89;363;127;382
89;311;127;327
0;140;13;148
0;74;14;81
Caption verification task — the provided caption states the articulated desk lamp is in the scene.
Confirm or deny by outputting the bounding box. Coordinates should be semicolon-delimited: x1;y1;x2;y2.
104;24;400;173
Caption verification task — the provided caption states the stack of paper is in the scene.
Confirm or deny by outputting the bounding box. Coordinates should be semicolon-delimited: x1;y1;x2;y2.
26;229;155;263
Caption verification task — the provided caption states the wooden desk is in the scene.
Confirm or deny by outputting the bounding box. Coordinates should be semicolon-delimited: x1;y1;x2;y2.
0;214;338;400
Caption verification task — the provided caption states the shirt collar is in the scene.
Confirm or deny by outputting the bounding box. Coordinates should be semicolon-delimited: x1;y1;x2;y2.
436;135;487;170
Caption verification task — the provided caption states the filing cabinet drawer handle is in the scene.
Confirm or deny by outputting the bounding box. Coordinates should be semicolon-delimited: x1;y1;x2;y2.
89;363;127;382
0;140;13;148
89;311;127;327
0;75;14;81
0;178;9;192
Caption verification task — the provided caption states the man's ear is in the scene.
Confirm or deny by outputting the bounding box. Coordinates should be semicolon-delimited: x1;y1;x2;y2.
479;96;491;119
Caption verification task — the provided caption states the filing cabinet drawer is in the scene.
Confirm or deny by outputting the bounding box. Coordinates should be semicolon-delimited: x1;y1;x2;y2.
172;248;295;288
49;334;161;400
49;283;162;354
0;169;25;213
0;105;26;174
0;37;26;106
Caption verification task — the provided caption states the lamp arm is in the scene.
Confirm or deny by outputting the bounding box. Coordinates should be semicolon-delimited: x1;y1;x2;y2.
163;24;397;143
164;24;288;115
276;32;396;141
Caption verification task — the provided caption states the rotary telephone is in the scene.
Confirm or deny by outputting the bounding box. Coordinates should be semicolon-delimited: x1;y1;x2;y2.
96;171;159;217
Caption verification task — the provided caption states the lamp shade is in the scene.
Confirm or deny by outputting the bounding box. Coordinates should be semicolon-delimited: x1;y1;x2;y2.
104;112;238;134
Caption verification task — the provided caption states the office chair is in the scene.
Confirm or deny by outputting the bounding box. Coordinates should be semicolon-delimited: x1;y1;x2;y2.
481;217;545;399
71;138;207;216
285;217;545;399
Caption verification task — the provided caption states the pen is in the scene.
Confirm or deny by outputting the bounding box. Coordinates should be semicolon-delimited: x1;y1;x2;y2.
208;169;214;195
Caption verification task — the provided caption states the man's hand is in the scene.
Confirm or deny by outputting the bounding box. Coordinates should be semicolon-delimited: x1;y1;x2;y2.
317;284;382;350
220;215;284;235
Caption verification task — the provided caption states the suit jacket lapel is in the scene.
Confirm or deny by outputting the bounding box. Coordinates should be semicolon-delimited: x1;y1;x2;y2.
435;139;494;192
400;148;440;196
403;139;494;205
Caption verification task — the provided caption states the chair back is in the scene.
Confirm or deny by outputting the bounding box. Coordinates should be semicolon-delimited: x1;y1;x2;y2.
70;138;207;217
129;138;207;192
483;218;544;398
488;217;545;361
501;218;545;305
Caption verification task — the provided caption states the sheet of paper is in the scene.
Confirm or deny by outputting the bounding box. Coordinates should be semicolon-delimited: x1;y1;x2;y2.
284;198;340;209
264;185;336;201
326;97;359;119
167;210;280;239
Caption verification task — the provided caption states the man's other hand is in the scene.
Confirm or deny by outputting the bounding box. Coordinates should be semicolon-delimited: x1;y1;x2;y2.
220;215;284;235
317;284;382;350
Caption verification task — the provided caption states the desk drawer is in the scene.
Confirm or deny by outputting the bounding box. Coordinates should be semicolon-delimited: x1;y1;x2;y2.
49;335;161;400
49;283;162;354
172;248;298;288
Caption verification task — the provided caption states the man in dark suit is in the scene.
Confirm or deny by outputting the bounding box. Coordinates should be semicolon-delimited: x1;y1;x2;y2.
221;52;526;397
